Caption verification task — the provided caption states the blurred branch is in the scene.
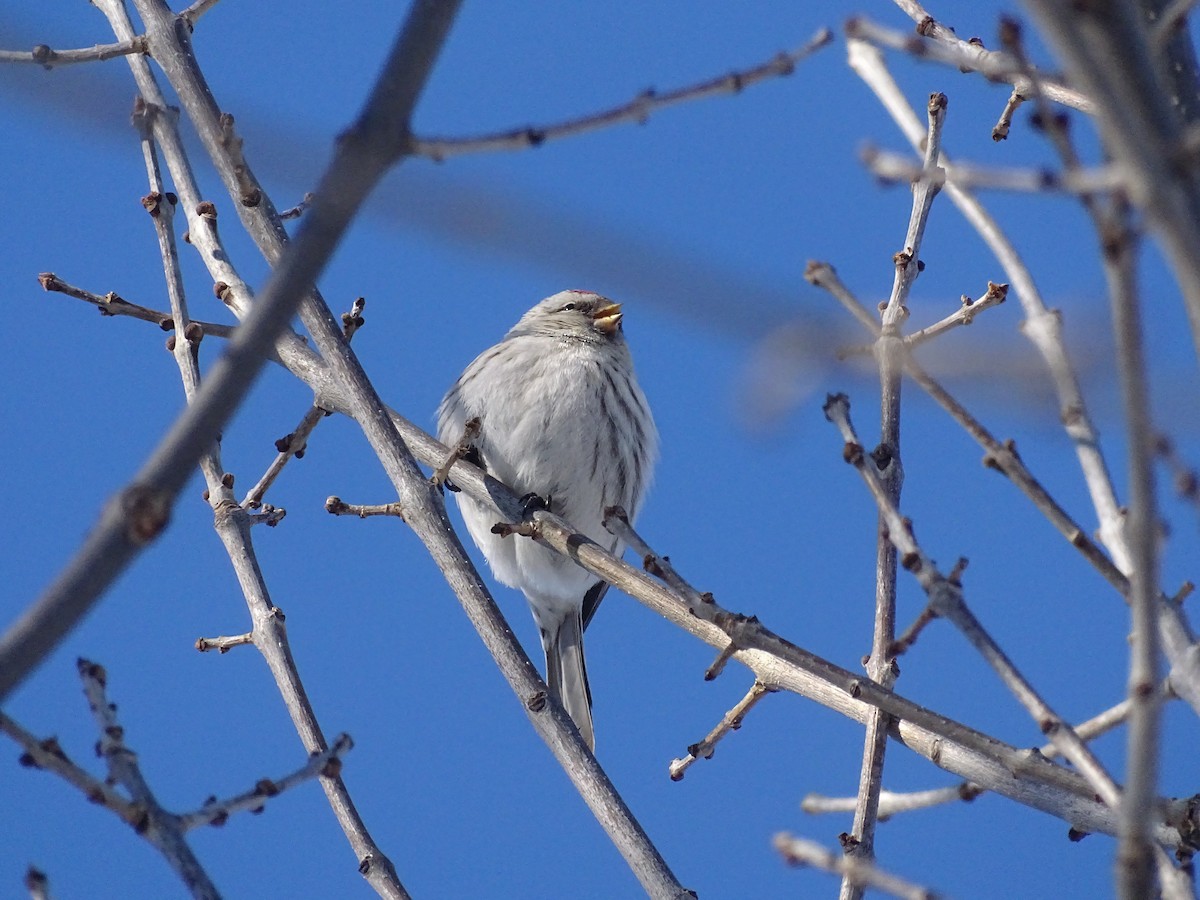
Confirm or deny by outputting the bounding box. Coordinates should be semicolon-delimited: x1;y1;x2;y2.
1000;21;1169;894
845;14;1091;112
905;281;1008;348
0;0;461;705
1022;0;1200;365
861;146;1122;194
774;834;940;900
1152;0;1200;48
1106;168;1164;900
412;28;833;160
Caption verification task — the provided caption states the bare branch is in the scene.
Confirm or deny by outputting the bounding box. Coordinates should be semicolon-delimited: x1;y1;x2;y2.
861;147;1123;195
774;834;941;900
412;29;833;160
177;734;354;831
79;659;220;899
1022;0;1200;366
0;0;461;703
668;681;773;781
905;281;1009;348
179;0;223;29
38;272;238;339
845;35;1200;717
0;710;139;826
845;15;1091;112
0;35;147;68
195;632;253;653
823;395;1191;894
325;496;406;520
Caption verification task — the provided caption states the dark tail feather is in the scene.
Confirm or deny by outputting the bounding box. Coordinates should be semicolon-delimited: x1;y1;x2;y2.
582;580;609;631
543;611;594;750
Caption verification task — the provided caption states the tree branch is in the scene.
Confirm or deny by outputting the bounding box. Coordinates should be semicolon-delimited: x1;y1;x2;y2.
411;29;833;160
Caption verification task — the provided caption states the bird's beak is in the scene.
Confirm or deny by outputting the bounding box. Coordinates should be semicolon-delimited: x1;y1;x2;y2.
592;302;623;335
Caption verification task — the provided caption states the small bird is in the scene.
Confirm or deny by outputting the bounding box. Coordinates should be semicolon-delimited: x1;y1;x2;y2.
438;290;658;749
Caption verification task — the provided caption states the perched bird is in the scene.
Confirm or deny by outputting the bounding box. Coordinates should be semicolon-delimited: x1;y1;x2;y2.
438;290;658;749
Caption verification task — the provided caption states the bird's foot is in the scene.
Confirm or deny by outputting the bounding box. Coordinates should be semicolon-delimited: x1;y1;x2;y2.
519;492;549;516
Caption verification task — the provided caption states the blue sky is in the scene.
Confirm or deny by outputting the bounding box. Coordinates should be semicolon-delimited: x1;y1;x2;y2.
3;3;1199;898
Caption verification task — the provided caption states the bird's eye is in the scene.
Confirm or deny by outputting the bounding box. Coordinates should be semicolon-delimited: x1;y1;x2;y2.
561;302;577;311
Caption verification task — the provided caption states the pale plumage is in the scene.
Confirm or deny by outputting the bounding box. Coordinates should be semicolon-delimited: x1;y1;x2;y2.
438;290;658;749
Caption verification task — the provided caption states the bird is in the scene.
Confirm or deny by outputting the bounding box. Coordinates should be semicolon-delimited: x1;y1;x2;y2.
438;290;658;750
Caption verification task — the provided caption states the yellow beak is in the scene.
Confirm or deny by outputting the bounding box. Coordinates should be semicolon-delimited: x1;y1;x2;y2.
592;302;623;335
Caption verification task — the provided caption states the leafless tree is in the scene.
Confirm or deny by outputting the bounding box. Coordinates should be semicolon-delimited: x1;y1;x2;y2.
3;2;1200;898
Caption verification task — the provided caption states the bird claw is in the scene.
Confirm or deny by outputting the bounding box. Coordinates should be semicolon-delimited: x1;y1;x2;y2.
519;492;549;516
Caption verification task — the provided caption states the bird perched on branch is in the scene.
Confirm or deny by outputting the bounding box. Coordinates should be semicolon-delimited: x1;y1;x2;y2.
438;290;658;750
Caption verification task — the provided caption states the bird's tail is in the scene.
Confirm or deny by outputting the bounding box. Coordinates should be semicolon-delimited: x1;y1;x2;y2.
542;610;594;750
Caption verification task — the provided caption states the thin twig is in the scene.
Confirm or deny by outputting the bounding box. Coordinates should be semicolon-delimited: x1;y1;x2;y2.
278;192;314;220
905;282;1008;348
774;834;941;900
992;87;1025;141
430;417;481;487
241;298;364;510
839;90;945;900
38;272;238;339
79;659;220;899
668;681;773;781
412;29;833;160
195;632;253;653
0;36;147;68
179;0;223;29
325;496;406;520
177;733;354;831
802;691;1154;820
0;709;139;826
824;396;1126;803
861;147;1123;195
803;784;980;819
845;14;1091;112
